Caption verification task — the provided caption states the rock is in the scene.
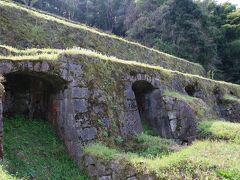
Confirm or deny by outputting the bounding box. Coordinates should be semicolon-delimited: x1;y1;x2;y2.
168;111;177;120
85;155;95;166
72;87;89;99
96;162;107;176
170;119;177;132
124;89;136;99
101;118;110;128
41;61;50;71
99;176;111;180
73;99;88;113
0;62;12;73
80;127;97;141
87;165;97;177
127;177;137;180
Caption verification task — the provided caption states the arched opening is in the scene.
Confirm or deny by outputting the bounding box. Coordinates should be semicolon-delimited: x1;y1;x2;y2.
185;84;196;97
132;81;175;138
132;81;156;134
132;81;155;118
3;72;66;124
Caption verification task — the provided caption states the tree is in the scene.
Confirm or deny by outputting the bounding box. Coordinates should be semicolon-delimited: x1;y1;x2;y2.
127;0;217;67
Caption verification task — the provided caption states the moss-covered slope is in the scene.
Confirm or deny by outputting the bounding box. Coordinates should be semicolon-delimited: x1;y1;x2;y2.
0;45;239;110
84;120;240;179
0;0;205;76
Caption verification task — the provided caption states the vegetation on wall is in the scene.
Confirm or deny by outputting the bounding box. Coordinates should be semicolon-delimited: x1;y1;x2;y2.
0;0;205;76
84;120;240;179
11;0;240;84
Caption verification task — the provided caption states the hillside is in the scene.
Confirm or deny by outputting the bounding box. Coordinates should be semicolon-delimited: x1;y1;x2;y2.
0;1;239;180
0;0;205;76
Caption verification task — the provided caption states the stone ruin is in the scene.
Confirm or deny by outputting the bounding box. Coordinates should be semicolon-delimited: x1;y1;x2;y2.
0;55;238;165
0;1;239;179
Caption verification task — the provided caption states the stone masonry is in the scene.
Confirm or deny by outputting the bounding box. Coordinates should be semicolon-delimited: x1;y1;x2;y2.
0;55;238;177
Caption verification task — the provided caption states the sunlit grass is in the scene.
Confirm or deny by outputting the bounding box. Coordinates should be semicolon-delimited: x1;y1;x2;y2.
223;94;240;103
4;116;87;179
85;140;240;179
0;45;240;94
0;0;203;68
198;120;240;143
163;90;198;102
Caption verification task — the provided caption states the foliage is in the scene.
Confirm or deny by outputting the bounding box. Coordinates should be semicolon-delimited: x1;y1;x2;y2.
85;140;240;179
0;0;206;76
84;143;119;160
4;116;87;179
0;161;17;179
132;133;175;158
140;118;156;136
198;120;240;143
223;94;240;103
10;0;240;83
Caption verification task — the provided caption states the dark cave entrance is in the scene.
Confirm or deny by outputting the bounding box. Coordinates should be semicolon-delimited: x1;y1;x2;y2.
132;81;156;132
3;72;66;125
132;80;173;138
185;84;196;97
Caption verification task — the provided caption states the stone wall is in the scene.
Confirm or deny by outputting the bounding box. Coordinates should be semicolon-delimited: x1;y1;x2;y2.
0;98;3;158
0;0;206;76
0;55;239;165
83;154;155;180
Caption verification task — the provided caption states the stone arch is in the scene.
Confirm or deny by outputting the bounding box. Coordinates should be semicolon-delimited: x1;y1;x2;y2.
131;80;175;138
132;80;155;127
185;84;197;97
121;73;162;136
0;60;95;163
0;61;73;159
3;71;67;125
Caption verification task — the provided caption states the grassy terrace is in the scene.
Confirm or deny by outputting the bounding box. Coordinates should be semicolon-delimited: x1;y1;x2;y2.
2;116;87;179
0;0;205;75
223;94;240;103
84;120;240;179
198;120;240;143
0;46;239;96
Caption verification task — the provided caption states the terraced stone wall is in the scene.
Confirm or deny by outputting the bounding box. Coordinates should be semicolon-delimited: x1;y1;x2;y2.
0;1;205;76
0;54;239;162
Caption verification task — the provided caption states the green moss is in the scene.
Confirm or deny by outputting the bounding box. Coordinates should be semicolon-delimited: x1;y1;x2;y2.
0;46;239;121
84;143;119;160
0;0;205;75
198;120;240;143
223;94;240;103
4;116;87;179
163;90;197;103
84;140;240;179
132;133;175;158
163;90;209;118
130;141;240;179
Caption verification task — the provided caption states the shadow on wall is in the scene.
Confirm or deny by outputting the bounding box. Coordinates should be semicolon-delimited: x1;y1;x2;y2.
132;80;173;138
3;72;66;125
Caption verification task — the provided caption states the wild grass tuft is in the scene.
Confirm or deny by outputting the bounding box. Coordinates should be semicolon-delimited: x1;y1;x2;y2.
163;90;197;103
223;94;240;103
84;142;119;160
133;133;175;158
198;120;240;143
4;116;87;179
